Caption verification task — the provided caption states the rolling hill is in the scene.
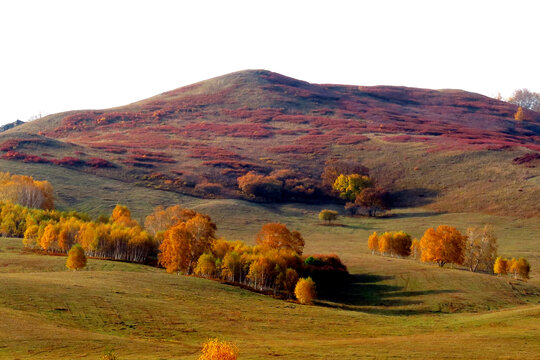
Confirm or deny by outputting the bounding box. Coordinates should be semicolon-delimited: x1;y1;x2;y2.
1;70;539;216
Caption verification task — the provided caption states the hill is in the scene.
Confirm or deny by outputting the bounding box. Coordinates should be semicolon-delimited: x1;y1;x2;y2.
0;119;24;133
1;70;539;216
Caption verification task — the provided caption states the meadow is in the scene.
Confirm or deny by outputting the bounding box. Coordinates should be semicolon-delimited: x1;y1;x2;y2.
1;176;540;358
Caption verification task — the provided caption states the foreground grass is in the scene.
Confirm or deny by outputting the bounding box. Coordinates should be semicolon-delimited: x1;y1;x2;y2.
1;238;540;359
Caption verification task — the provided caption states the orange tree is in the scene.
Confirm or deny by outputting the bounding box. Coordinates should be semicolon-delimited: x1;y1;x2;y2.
420;225;466;267
256;223;304;255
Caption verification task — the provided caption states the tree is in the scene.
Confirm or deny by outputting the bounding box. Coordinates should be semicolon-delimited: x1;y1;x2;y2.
354;187;390;216
508;88;540;111
333;174;373;201
420;225;466;267
464;225;497;273
410;239;421;260
321;160;369;189
158;222;194;274
194;252;217;277
511;258;531;280
66;244;87;270
199;338;238;360
318;209;339;224
294;277;316;305
368;232;378;255
493;257;508;275
514;106;525;121
378;232;392;255
237;171;282;200
256;223;304;255
144;205;198;236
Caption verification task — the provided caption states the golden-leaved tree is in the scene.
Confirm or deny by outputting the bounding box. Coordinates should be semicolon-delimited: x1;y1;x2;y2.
66;244;87;270
295;277;316;305
158;213;216;274
256;223;304;255
420;225;466;267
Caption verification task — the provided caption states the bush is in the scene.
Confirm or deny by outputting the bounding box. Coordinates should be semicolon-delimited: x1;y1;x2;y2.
318;209;338;224
199;338;238;360
295;277;316;305
66;244;87;270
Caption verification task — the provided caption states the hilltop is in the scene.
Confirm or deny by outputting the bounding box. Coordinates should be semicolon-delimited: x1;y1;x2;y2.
1;70;539;216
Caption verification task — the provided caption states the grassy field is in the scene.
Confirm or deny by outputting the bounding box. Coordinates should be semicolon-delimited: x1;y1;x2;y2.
1;198;540;360
2;160;540;358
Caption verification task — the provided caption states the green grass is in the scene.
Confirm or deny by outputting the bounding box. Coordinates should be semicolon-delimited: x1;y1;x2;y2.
1;237;540;359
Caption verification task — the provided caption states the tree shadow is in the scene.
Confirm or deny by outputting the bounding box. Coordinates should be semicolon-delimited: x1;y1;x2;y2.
316;274;459;316
390;188;439;208
387;210;446;219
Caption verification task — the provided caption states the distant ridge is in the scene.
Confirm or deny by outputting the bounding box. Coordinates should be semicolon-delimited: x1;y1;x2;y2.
0;119;24;133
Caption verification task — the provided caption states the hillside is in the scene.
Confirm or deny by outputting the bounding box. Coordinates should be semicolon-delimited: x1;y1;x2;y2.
1;70;539;216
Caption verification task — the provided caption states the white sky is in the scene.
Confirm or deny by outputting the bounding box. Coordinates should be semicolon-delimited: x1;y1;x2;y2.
0;0;539;126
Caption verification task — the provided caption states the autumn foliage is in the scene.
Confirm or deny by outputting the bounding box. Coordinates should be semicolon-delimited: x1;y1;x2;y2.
420;225;467;267
256;223;305;255
66;244;87;270
0;172;54;210
294;277;316;305
199;339;238;360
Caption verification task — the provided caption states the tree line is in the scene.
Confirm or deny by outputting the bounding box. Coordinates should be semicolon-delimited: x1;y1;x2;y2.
368;225;531;280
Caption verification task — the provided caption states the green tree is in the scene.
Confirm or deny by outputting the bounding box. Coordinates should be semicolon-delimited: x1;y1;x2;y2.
318;209;339;224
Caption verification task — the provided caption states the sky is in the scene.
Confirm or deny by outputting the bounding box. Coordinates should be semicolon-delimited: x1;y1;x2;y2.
0;0;539;126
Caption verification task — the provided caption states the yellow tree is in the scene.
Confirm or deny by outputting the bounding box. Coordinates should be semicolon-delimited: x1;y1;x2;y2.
378;232;392;255
294;277;316;305
39;223;59;251
368;232;379;255
199;338;238;360
332;174;373;201
420;225;466;267
256;223;304;255
194;253;217;278
493;257;508;275
66;244;87;270
158;222;193;274
514;106;524;121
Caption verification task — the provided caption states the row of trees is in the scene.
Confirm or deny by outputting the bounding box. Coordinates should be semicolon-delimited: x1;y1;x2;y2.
159;219;348;297
368;225;531;280
0;172;54;210
0;195;347;301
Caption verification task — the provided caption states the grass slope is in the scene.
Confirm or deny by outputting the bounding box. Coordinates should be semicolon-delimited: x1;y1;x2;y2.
0;238;540;359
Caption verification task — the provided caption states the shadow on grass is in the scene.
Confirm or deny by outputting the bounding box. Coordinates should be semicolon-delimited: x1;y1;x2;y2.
390;188;439;208
388;210;446;219
316;274;459;316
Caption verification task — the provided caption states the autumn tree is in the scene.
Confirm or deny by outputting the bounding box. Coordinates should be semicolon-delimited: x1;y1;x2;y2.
493;257;508;275
66;244;87;270
321;160;369;189
464;225;498;273
158;213;216;274
368;232;378;255
508;88;540;111
237;171;282;200
194;252;217;277
144;205;198;236
510;258;531;280
318;209;338;224
514;106;525;121
354;187;390;216
333;174;373;201
0;172;54;210
294;277;316;305
420;225;466;267
375;231;411;257
256;223;304;255
199;338;238;360
410;239;421;260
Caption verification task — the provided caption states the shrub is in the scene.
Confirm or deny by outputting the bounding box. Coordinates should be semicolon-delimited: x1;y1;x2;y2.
66;244;87;271
199;338;238;360
318;209;338;224
295;277;316;305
